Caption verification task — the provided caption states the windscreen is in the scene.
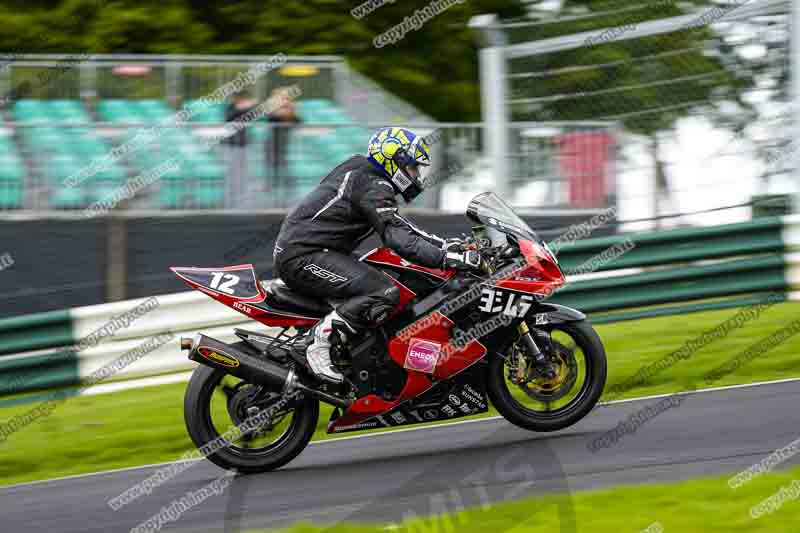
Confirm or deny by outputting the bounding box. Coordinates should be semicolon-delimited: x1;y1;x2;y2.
466;193;540;242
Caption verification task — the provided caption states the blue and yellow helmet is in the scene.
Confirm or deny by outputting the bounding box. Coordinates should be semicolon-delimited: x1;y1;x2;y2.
366;127;431;202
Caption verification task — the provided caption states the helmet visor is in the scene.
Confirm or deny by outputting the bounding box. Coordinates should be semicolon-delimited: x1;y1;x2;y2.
403;161;432;185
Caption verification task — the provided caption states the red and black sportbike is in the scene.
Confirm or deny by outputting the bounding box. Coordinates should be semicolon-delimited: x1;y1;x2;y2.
173;193;607;473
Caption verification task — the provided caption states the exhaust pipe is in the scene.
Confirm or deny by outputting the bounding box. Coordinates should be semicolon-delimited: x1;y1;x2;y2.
182;334;351;409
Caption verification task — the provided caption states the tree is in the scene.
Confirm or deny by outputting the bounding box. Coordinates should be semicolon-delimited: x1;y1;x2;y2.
0;0;527;121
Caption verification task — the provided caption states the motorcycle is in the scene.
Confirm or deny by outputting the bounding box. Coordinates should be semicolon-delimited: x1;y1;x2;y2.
172;192;607;473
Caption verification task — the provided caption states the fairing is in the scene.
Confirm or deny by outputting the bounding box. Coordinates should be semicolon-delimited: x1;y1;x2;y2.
171;264;319;327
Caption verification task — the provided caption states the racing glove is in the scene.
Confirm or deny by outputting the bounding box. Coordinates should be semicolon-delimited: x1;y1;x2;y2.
444;250;481;271
442;238;465;253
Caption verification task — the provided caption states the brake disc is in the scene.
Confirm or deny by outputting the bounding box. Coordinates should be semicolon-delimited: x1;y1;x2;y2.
518;340;578;402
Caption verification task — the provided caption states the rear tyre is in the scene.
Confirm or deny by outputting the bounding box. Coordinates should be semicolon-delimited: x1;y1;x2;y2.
184;365;319;473
487;319;606;432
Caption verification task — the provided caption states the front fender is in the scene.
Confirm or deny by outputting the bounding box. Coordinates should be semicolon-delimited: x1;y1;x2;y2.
524;302;586;326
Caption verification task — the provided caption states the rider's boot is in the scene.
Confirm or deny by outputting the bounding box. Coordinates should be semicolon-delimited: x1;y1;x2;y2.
306;310;356;384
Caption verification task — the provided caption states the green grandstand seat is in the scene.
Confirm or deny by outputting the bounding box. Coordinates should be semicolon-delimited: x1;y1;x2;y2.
138;99;169;110
89;182;119;203
194;185;224;207
176;143;204;159
138;108;169;123
0;159;24;181
97;100;144;124
159;183;190;208
26;125;58;137
64;126;93;137
28;132;65;150
192;161;225;181
49;186;85;209
13;100;48;119
159;165;187;184
13;99;39;110
18;114;50;125
45;157;82;184
58;113;91;125
51;99;84;111
72;138;107;158
341;126;370;140
97;99;129;111
314;109;352;125
0;182;22;208
184;100;225;122
94;164;126;183
50;101;92;124
290;161;328;181
297;99;335;112
0;145;15;159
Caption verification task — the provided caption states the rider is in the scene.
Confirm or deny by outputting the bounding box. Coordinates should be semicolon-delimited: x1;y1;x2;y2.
273;127;480;383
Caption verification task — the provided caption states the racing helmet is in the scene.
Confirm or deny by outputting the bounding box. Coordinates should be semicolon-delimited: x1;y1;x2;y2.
366;127;431;202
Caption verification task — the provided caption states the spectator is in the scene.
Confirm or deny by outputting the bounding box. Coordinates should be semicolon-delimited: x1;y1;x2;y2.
266;86;301;200
223;90;257;208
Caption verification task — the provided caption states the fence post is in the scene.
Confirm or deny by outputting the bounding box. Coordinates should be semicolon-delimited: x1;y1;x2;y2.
106;214;127;302
470;14;511;200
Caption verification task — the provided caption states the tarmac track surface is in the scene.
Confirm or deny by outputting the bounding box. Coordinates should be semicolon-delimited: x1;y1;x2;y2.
2;380;800;533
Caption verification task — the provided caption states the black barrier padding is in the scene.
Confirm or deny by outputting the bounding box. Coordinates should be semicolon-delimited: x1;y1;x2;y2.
0;218;106;318
1;212;615;316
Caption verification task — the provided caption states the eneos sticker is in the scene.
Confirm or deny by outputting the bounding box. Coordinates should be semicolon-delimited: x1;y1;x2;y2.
404;339;441;374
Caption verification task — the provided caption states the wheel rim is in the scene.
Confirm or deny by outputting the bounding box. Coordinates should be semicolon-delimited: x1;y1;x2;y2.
500;326;594;419
202;373;301;458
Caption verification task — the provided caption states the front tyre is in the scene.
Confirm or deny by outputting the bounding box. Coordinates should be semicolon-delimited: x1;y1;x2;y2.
487;319;606;432
184;365;319;473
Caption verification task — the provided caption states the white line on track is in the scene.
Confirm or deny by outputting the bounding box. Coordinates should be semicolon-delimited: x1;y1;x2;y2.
2;376;799;491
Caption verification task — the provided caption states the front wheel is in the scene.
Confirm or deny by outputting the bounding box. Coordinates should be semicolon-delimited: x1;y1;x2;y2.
184;364;319;473
487;319;606;432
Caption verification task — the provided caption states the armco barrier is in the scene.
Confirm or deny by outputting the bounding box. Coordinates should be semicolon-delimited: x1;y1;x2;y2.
0;215;798;397
0;292;255;396
549;215;796;320
551;254;787;314
552;216;785;273
0;310;72;356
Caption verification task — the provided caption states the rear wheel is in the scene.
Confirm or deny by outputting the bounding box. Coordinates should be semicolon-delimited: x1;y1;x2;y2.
487;320;606;432
184;364;319;473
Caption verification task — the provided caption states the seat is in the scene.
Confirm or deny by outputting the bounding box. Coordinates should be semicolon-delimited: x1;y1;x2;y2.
262;279;332;317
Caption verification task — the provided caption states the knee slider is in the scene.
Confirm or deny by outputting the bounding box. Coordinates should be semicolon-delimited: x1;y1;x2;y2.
367;285;400;325
383;285;401;305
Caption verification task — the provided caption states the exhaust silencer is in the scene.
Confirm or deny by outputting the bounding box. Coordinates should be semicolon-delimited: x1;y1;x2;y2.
186;334;294;392
183;334;352;409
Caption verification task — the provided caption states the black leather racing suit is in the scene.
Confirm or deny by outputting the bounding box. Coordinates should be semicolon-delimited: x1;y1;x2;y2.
273;155;446;330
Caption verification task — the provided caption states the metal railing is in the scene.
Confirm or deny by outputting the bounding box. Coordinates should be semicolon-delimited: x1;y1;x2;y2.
2;121;484;211
0;119;621;212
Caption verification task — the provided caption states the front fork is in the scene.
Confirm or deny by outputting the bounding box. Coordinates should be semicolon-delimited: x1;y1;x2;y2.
480;256;554;380
516;321;556;381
